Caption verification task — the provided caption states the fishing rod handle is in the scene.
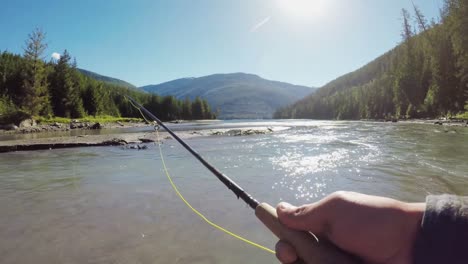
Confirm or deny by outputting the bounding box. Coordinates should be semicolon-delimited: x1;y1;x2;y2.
255;203;359;264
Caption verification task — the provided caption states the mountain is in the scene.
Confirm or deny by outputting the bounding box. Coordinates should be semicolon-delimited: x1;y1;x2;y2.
275;2;468;120
78;68;136;88
140;73;315;119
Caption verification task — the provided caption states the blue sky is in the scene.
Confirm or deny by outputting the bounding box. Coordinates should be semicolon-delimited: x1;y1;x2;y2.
1;0;442;87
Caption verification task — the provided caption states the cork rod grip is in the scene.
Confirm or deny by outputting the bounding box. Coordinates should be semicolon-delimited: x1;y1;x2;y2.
255;203;359;264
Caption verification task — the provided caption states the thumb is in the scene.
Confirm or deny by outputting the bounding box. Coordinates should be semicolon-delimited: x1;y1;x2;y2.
276;202;328;235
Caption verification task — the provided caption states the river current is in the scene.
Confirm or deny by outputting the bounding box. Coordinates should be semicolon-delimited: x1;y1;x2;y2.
0;120;467;263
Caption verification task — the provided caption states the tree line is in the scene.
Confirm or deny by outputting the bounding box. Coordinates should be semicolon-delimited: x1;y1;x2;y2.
275;0;468;120
0;29;215;124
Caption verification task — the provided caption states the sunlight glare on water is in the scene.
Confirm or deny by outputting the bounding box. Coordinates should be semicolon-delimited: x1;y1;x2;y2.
0;120;467;263
266;121;383;200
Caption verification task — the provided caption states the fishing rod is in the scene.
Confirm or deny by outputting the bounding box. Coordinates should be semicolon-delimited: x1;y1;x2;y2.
126;95;358;264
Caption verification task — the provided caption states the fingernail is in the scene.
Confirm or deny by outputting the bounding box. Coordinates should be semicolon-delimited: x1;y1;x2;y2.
278;202;296;211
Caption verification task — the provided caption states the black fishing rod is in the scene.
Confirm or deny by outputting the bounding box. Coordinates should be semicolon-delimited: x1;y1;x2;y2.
125;95;358;264
126;96;259;209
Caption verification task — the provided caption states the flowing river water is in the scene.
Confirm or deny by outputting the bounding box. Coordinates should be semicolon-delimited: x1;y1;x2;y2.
0;120;467;263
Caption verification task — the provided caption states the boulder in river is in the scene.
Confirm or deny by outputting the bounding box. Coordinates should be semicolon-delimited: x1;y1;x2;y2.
226;129;242;136
70;122;89;129
19;119;37;128
90;122;102;130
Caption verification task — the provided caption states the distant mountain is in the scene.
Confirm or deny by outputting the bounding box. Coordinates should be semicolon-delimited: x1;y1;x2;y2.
78;69;136;88
140;73;315;119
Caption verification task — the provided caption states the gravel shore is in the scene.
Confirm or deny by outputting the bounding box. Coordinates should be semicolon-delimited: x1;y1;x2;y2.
0;122;279;153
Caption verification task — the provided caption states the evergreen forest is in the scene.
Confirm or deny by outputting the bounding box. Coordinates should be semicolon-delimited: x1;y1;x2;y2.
0;30;216;124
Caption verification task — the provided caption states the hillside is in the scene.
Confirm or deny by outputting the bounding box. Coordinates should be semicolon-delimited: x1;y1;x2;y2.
141;73;315;119
275;2;468;120
78;69;137;89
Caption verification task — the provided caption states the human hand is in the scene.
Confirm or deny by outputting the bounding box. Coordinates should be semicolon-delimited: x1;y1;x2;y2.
275;191;425;264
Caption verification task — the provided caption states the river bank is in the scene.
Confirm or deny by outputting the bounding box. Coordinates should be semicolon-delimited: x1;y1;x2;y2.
0;123;280;153
1;117;466;136
360;118;468;127
399;118;468;127
0;119;149;134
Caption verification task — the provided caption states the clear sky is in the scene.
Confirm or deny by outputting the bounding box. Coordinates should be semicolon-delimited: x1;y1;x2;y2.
0;0;442;87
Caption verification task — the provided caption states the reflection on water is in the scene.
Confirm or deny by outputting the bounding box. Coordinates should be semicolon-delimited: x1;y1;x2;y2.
0;120;467;263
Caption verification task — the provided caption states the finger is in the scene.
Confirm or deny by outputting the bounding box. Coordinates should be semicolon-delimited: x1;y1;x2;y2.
276;202;328;235
275;240;298;264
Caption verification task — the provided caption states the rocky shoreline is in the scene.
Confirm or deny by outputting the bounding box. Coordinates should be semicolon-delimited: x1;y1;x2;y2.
0;125;279;153
0;132;164;153
369;118;468;127
0;119;149;134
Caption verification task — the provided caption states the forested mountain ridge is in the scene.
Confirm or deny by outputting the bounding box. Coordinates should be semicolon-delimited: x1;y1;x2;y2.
141;73;316;119
0;29;216;124
77;68;137;89
275;0;468;120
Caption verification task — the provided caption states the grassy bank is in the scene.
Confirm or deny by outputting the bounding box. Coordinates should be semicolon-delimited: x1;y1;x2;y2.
455;112;468;119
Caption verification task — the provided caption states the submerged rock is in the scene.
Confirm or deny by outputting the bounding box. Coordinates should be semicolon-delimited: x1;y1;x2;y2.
138;145;148;150
125;144;149;150
103;138;127;145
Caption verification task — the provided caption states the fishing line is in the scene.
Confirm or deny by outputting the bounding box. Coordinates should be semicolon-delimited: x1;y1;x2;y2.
127;98;275;254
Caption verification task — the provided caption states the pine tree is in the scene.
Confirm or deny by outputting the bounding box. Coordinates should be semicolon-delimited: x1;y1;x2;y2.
82;81;104;116
191;96;204;120
50;50;84;118
182;97;192;120
201;99;211;119
21;28;51;116
413;3;428;32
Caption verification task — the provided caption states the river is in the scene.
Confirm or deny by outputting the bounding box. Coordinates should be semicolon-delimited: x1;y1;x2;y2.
0;120;467;263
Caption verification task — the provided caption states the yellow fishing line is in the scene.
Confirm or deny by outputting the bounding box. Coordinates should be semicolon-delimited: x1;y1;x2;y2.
126;97;274;254
155;129;275;254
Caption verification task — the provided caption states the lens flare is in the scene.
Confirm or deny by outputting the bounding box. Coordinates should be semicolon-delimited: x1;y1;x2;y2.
277;0;329;22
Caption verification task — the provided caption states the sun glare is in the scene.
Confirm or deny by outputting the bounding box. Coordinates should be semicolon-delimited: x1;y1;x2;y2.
277;0;329;22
